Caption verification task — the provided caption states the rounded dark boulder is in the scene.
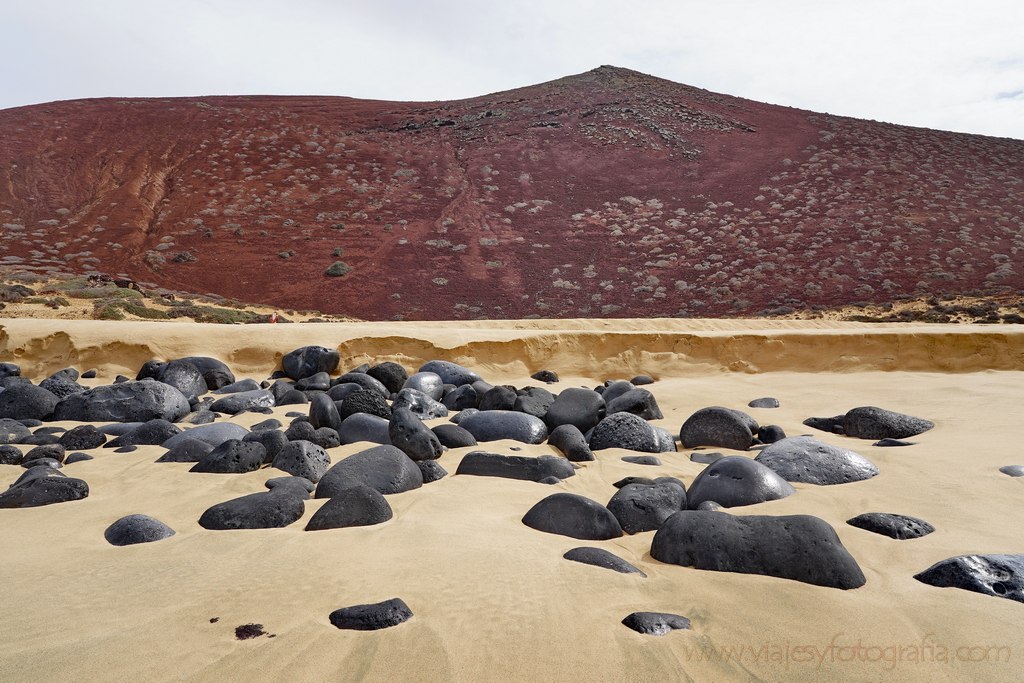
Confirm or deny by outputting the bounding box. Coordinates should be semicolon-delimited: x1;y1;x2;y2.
389;407;443;461
544;388;606;434
53;379;190;423
686;456;795;509
337;413;391;446
157;437;214;463
309;393;342;432
272;440;330;482
0;470;89;508
0;383;59;421
589;412;661;453
190;439;266;474
329;597;413;630
338;389;391;420
606;389;663;420
522;493;623;540
104;514;175;546
198;491;304;529
621;612;690;636
58;425;107;450
418;360;480;387
305;483;393;531
607;481;686;534
914;554;1024;603
459;410;548;444
847;512;934;539
679;407;756;451
432;423;477;449
547;424;594;462
315;445;423;497
366;362;408;394
282;345;340;381
652;510;867;589
755;436;878;485
843;406;934;440
156;359;207;400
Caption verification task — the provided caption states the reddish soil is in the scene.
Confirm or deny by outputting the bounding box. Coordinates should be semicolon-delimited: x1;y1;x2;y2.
1;66;1022;320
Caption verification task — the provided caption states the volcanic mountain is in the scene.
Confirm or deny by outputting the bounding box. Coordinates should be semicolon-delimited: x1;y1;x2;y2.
2;66;1022;320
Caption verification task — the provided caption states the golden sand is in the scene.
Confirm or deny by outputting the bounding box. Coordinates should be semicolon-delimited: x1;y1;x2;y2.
0;318;1022;682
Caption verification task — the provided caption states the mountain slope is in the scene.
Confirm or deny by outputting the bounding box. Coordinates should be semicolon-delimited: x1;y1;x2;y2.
2;66;1022;320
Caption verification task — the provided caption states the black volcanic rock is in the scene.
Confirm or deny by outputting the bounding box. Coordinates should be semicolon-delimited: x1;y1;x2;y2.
0;383;58;421
0;418;31;444
419;360;480;387
563;547;646;576
54;379;190;423
606;389;663;420
686;456;795;509
391;388;447;419
522;493;622;540
180;356;235;390
282;345;339;381
389;407;443;461
0;469;89;508
402;372;444;400
309;393;342;431
104;514;175;545
190;439;266;474
513;386;555;419
915;554;1024;603
589;412;661;453
156;359;207;400
754;436;879;485
338;389;391;420
547;424;594;462
459;410;549;444
316;445;423;497
748;397;780;408
198;491;305;529
58;424;107;450
431;423;477;448
847;512;935;539
607;481;686;534
652;510;866;589
679;407;756;451
272;440;330;482
337;413;391;445
531;370;559;384
107;419;181;448
544;388;606;434
157;437;214;463
442;384;478;411
621;612;690;636
305;483;393;530
456;451;575;482
209;389;274;415
366;362;408;394
842;407;934;440
329;598;413;630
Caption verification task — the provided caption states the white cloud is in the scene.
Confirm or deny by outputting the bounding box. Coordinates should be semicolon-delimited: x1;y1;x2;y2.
0;0;1021;138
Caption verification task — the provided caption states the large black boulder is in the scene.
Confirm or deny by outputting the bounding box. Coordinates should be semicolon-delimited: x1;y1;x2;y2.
402;372;444;401
58;425;107;450
431;424;477;449
686;456;795;509
843;407;934;440
272;440;330;482
53;379;190;423
104;514;175;545
180;356;235;390
156;359;207;400
366;362;408;394
544;388;606;434
589;413;661;453
459;410;548;444
606;389;663;420
282;345;340;381
337;413;391;445
479;385;517;412
329;597;413;630
156;437;214;463
0;383;59;421
522;493;623;540
309;393;342;431
847;512;935;540
513;386;555;419
0;418;31;444
607;481;686;534
442;384;478;411
418;360;480;386
0;468;89;508
190;439;266;474
243;429;288;461
652;510;866;589
754;436;879;485
107;419;181;448
389;407;443;461
39;373;86;399
456;451;575;482
547;424;594;462
679;407;756;451
338;389;391;420
315;445;423;497
305;483;393;530
392;388;448;419
198;490;304;529
209;389;274;415
914;554;1024;603
163;423;248;449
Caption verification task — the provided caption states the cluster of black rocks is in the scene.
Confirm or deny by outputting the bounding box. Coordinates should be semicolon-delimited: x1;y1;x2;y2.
0;346;1019;640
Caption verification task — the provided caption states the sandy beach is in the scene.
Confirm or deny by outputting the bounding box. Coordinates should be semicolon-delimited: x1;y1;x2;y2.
1;318;1022;682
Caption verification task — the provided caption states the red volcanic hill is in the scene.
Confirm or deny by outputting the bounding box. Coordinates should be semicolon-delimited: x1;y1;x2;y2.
2;66;1022;320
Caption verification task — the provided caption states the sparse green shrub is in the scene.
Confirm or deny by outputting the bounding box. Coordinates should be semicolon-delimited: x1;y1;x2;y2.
324;261;351;277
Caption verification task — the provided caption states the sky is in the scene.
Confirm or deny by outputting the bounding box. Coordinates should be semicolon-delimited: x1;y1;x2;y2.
2;0;1022;139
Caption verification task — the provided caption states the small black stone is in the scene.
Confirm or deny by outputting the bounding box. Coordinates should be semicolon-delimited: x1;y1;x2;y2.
329;598;413;631
622;612;690;636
